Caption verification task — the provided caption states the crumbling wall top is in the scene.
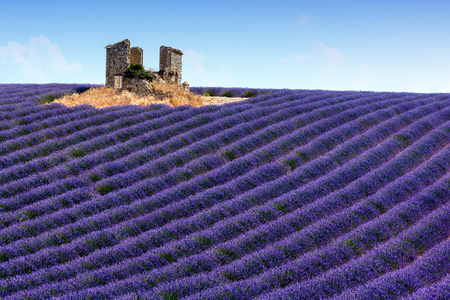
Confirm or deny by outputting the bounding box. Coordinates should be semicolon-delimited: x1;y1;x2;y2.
105;39;130;49
160;45;183;55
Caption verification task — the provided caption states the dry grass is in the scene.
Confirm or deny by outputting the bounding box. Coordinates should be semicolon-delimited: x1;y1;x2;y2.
54;81;205;108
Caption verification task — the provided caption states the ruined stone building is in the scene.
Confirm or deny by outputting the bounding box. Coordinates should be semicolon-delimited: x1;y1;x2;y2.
105;39;184;90
159;46;183;84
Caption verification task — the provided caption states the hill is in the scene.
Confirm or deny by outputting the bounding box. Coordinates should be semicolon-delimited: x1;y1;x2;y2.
0;84;449;299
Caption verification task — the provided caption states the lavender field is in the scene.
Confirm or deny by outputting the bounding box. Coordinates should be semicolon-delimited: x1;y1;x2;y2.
1;84;450;300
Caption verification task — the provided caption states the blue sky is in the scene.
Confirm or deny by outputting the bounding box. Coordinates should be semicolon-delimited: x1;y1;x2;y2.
1;0;449;92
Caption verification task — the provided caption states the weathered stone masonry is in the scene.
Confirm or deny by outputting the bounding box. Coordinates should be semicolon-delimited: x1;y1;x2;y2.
160;46;183;85
105;39;184;92
105;39;130;89
130;47;143;65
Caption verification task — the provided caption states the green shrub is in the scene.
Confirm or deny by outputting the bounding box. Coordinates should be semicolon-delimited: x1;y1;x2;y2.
242;90;258;98
202;89;216;96
95;183;114;195
39;94;59;104
124;64;153;81
221;90;234;97
220;149;237;161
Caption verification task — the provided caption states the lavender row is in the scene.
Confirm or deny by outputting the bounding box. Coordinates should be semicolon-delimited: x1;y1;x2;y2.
0;105;99;144
0;106;175;193
0;91;362;211
0;84;94;131
0;105;164;167
49;121;450;299
402;272;450;300
0;155;327;297
83;92;369;182
0;102;270;205
180;172;450;300
0;104;78;131
1;112;327;257
190;86;291;98
0;162;289;280
0;104;209;195
0;103;282;227
0;84;94;119
0;111;97;145
270;96;443;169
0;105;247;207
120;119;450;299
0;96;384;274
90;92;375;196
0;84;92;106
253;179;450;300
0;95;442;241
0;104;247;212
248;90;363;108
6;98;446;296
0;92;411;245
89;92;421;198
1;152;221;233
0;96;440;262
216;93;419;162
1;94;286;183
0;103;177;162
0;102;91;133
334;239;450;299
0;118;356;278
2;86;450;298
163;144;450;300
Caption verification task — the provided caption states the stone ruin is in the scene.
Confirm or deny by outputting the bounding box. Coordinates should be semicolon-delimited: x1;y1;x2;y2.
105;39;189;98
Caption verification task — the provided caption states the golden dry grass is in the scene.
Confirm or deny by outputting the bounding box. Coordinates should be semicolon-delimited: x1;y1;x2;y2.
54;81;205;108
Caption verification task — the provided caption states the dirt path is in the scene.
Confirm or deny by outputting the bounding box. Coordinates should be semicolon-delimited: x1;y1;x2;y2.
201;96;248;105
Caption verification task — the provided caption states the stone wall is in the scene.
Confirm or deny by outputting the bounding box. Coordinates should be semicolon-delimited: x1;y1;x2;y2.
105;40;130;88
159;46;168;72
131;47;143;65
122;77;153;97
122;77;173;100
159;46;183;84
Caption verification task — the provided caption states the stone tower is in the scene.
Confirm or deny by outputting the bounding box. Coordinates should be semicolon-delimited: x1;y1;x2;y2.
159;46;183;84
105;40;145;88
105;39;130;88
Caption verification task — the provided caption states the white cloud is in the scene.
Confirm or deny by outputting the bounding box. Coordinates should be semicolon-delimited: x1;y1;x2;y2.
293;53;310;62
28;36;81;73
267;52;310;71
313;41;345;68
265;41;349;90
343;62;375;91
297;14;312;27
22;67;48;82
217;65;234;87
0;35;82;83
182;48;235;87
1;41;28;64
267;41;345;75
183;49;212;85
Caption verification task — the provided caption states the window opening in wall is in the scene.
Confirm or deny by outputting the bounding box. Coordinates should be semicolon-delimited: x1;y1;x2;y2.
114;76;123;89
